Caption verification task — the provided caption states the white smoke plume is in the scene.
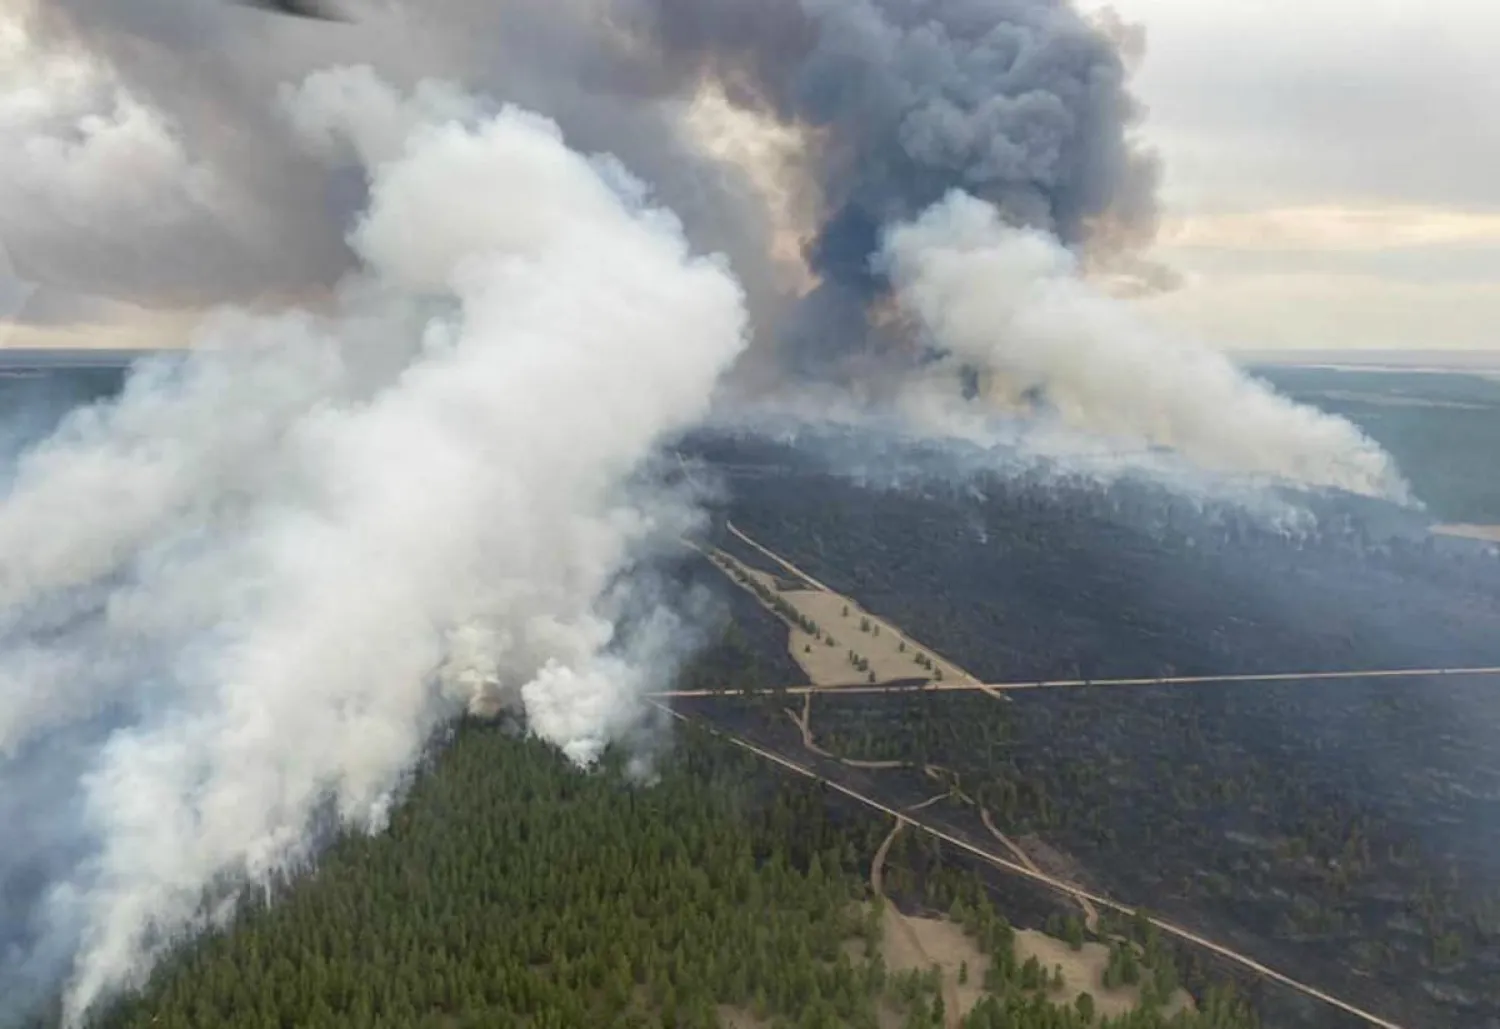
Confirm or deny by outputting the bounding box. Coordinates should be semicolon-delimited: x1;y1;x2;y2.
879;191;1412;502
0;12;341;310
0;66;746;1023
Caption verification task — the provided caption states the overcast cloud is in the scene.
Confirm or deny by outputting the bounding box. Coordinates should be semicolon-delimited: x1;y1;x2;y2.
1090;0;1500;352
1;0;1497;353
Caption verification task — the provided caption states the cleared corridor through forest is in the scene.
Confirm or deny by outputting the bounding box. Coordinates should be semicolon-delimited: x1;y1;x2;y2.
651;664;1500;699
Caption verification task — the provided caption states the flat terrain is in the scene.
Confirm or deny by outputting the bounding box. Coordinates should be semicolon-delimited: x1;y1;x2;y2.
883;909;988;1020
703;528;1217;1027
1011;930;1193;1021
676;425;1500;1028
19;354;1493;1029
694;528;1311;1026
705;543;977;687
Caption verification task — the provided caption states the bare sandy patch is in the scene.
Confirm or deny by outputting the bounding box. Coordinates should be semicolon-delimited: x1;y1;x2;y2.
873;819;1180;1023
1014;929;1193;1020
886;912;991;1020
716;1005;770;1029
870;819;985;1024
704;544;977;687
787;589;975;685
719;523;983;687
1433;523;1500;543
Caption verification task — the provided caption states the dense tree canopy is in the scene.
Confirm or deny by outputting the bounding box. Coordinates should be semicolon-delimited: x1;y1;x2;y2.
51;704;1261;1029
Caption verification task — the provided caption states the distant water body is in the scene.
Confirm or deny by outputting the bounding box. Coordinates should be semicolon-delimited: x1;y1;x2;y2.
0;348;159;372
1235;348;1500;377
0;350;145;466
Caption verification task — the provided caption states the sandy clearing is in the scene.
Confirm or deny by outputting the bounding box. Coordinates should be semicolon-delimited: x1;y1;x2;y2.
871;819;978;1026
788;588;975;686
1014;931;1128;1018
891;913;991;1021
1432;524;1500;543
703;548;853;685
717;1006;771;1028
705;542;983;690
1013;930;1194;1021
708;531;990;693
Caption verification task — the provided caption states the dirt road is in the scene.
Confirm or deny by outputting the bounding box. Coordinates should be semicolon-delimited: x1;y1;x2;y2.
652;663;1500;698
785;692;908;770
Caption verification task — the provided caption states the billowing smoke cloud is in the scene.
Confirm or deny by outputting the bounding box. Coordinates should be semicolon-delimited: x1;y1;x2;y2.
8;0;793;321
0;5;352;307
634;0;1156;243
878;192;1411;499
19;0;1368;502
11;0;1155;330
625;0;1160;369
0;67;746;1024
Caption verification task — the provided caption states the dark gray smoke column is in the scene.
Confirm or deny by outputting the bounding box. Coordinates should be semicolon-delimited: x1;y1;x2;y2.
635;0;1159;371
18;0;1153;379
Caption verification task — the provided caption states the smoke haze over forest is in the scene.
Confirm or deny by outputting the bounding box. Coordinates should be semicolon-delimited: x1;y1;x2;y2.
0;0;1439;1023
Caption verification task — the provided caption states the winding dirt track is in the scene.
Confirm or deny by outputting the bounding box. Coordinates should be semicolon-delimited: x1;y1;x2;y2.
870;818;902;899
869;817;964;1027
934;768;1100;934
650;701;1407;1029
789;689;1098;933
785;692;907;770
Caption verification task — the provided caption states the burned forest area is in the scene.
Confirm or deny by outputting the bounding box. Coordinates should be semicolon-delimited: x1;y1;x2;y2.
674;429;1500;1029
53;428;1500;1029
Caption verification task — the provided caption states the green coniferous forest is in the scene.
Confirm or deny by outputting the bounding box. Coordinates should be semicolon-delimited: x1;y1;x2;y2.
57;663;1263;1029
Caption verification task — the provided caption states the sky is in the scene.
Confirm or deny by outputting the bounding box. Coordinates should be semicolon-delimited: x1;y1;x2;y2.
1094;0;1500;352
0;0;1496;353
